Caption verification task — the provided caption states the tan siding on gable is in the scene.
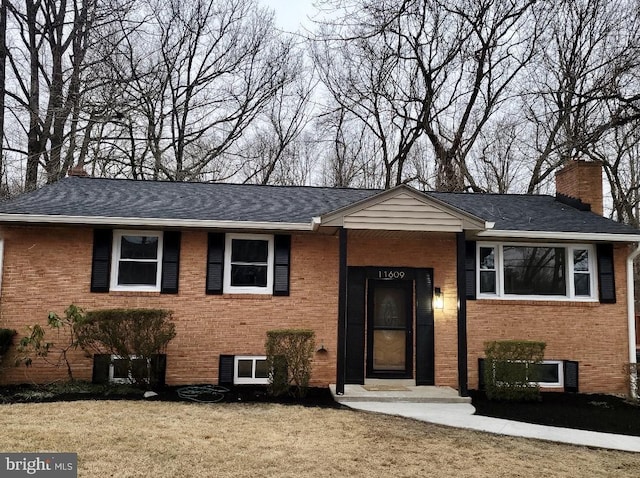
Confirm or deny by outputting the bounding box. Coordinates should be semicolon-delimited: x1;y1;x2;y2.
343;193;464;232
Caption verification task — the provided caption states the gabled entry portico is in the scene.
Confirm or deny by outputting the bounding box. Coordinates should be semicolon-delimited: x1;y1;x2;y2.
320;185;490;396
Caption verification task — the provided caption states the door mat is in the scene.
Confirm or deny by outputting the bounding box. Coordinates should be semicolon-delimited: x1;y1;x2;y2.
362;385;410;392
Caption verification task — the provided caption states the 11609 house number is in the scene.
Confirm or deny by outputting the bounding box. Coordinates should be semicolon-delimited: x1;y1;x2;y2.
377;270;406;279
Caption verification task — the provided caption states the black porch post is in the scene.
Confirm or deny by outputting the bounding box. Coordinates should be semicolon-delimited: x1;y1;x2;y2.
456;231;469;396
336;227;348;395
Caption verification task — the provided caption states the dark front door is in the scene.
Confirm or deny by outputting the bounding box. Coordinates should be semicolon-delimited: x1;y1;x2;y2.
367;279;413;378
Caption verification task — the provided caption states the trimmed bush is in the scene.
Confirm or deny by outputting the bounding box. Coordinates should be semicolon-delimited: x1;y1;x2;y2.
484;340;546;401
77;309;176;386
265;329;315;398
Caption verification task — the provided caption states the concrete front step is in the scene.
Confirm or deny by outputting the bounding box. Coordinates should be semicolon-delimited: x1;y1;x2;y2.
330;384;472;404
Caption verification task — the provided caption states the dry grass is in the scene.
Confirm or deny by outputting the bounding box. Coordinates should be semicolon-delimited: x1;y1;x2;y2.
0;401;638;477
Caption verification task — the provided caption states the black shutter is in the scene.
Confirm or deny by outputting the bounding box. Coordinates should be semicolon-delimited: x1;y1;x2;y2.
92;354;111;384
219;355;235;386
150;354;167;388
161;231;181;294
206;233;225;294
273;235;291;296
478;358;485;390
564;360;579;393
415;268;435;385
345;267;366;384
596;243;616;303
91;229;112;293
465;241;476;300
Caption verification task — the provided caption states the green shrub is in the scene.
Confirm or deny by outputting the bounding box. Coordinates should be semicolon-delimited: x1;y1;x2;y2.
77;308;176;386
265;329;315;398
0;328;16;357
484;340;546;401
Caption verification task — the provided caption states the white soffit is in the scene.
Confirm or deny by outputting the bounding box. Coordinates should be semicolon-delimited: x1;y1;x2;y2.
320;186;488;232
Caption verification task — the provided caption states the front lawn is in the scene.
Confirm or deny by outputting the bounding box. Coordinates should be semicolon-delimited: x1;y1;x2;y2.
0;401;638;477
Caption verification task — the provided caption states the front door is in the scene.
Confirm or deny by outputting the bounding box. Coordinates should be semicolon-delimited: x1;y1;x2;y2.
366;280;413;378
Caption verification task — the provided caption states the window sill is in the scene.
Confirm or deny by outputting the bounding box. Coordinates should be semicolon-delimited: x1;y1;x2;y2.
475;298;599;307
108;291;162;297
222;294;273;300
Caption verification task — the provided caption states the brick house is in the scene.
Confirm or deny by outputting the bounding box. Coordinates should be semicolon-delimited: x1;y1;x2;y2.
0;160;638;396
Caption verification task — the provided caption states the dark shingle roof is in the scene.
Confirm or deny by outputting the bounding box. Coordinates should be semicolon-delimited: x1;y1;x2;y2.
0;177;379;224
0;177;637;236
429;192;640;235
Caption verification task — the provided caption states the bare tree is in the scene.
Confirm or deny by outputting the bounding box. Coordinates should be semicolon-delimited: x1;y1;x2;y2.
522;0;640;194
315;106;385;188
239;55;316;185
313;0;541;191
96;0;297;182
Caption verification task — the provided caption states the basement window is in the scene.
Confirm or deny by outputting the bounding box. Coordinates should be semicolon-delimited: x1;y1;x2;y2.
234;356;269;385
493;360;564;388
109;355;151;384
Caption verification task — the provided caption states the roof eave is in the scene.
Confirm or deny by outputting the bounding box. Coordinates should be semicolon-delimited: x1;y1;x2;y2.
0;213;315;231
476;229;640;242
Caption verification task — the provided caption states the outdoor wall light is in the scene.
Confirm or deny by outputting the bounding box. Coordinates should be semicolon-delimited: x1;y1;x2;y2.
434;287;444;310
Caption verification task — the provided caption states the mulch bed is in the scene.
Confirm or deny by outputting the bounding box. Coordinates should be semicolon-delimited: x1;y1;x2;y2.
470;390;640;437
0;383;342;408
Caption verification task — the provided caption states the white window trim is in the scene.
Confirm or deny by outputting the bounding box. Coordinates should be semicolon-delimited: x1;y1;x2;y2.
477;242;598;301
233;355;270;385
223;234;274;294
110;230;163;292
109;355;151;384
492;360;564;389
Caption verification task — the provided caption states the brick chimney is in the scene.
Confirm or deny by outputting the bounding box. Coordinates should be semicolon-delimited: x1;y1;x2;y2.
555;160;603;215
67;165;89;177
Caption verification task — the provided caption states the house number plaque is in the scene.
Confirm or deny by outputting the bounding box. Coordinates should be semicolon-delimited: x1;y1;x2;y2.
377;270;406;280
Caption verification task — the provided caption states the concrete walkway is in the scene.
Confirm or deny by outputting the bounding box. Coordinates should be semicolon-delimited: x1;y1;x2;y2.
330;385;640;453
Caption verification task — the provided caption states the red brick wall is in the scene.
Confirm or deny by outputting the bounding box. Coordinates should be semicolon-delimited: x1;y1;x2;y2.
0;226;340;386
0;226;632;394
347;232;460;388
467;243;631;394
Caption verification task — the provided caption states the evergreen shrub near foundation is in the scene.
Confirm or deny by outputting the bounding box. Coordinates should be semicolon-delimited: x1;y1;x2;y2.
78;308;176;386
484;340;546;401
265;329;315;398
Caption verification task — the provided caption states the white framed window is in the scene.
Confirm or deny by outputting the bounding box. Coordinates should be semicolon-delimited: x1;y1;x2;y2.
477;242;597;301
234;356;270;385
111;230;163;292
493;360;564;389
109;355;151;384
223;234;274;294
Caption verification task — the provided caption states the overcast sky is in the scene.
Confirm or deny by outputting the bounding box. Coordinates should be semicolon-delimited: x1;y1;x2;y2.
259;0;318;32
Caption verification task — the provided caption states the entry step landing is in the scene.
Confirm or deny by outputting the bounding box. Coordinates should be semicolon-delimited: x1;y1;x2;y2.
330;381;471;404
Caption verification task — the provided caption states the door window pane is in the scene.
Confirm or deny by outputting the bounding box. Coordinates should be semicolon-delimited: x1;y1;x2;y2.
373;289;406;328
373;330;406;371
